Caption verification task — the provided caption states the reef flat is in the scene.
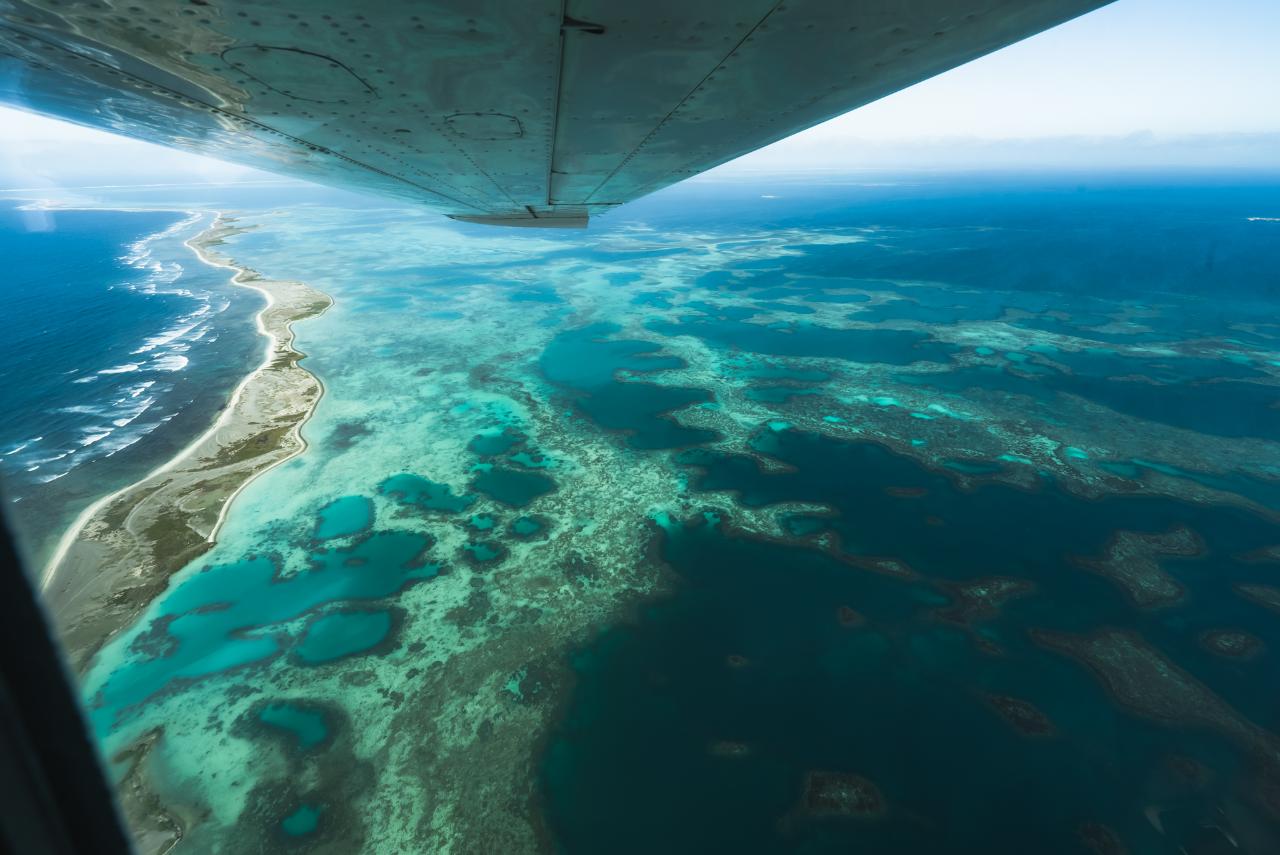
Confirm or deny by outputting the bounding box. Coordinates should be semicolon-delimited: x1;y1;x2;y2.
37;177;1280;854
42;217;331;672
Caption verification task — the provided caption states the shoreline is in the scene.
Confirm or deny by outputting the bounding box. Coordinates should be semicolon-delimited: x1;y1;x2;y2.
2;204;208;568
41;213;332;673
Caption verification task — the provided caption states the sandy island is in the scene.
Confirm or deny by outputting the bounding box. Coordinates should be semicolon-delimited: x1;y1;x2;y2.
41;215;331;672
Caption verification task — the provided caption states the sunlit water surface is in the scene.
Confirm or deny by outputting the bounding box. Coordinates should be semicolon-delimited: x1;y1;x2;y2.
8;175;1280;853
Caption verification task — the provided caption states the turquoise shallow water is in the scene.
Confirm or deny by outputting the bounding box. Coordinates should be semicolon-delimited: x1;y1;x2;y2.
314;496;373;540
258;702;329;750
17;175;1279;852
541;322;716;448
296;610;394;664
92;527;437;731
281;804;322;836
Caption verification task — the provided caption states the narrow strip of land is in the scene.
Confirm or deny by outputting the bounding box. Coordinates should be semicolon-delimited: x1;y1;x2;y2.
42;215;332;671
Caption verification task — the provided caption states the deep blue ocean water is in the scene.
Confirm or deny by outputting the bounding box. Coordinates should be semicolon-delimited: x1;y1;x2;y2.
546;434;1280;853
0;200;262;562
533;175;1280;854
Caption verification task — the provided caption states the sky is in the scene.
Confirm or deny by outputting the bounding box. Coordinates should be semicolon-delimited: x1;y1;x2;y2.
731;0;1280;171
2;0;1278;185
789;0;1280;140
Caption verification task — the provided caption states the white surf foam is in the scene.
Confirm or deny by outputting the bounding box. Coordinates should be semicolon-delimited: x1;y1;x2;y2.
99;363;141;375
152;354;189;372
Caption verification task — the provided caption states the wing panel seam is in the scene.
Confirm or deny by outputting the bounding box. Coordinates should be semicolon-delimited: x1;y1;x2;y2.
581;0;785;204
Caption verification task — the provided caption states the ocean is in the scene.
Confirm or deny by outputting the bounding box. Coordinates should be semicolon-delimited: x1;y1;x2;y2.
0;200;263;564
7;173;1280;853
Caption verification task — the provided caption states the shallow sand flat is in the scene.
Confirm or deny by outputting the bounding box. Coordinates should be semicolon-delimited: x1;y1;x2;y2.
42;217;331;672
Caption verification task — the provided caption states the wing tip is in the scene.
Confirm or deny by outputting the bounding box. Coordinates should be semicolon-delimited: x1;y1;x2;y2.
448;214;588;229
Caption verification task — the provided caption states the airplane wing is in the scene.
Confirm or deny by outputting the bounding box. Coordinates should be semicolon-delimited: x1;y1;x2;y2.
0;1;1109;226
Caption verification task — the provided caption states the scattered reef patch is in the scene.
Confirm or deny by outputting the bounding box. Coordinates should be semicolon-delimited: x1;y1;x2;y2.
981;693;1057;738
1199;629;1264;659
795;771;886;819
1072;527;1202;608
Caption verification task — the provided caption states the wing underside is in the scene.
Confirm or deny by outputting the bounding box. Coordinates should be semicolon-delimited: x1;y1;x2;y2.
0;0;1109;225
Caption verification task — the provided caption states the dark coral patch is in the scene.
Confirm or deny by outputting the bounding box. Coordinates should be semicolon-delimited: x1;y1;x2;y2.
1199;629;1263;659
797;771;886;819
708;740;751;758
223;701;369;852
128;614;179;659
836;605;864;628
1163;754;1214;790
783;514;829;537
1235;583;1280;614
933;577;1036;626
1073;527;1200;609
446;580;490;628
1077;822;1128;855
326;421;371;450
982;693;1056;737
